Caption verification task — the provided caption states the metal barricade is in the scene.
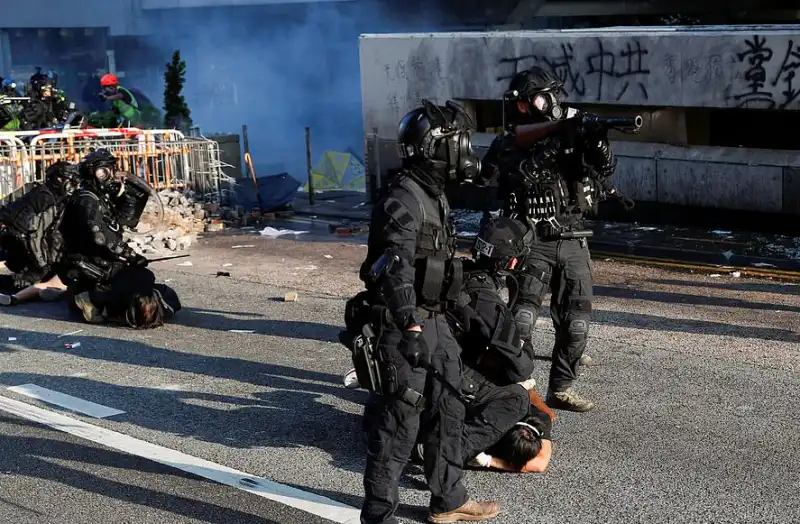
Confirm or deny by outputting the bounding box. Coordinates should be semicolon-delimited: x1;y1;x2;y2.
0;128;227;201
0;134;29;201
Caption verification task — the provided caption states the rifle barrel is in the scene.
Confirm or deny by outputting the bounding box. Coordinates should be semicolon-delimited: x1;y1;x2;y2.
582;114;643;131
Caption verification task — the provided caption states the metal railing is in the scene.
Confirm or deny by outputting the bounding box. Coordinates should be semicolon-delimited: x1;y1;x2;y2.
0;128;228;201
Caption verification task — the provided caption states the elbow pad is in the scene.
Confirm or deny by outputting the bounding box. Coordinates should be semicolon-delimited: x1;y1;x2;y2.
374;250;417;328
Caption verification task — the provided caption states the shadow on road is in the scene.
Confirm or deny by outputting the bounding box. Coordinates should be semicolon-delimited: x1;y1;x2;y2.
174;307;341;343
0;417;282;523
594;285;800;313
0;329;368;475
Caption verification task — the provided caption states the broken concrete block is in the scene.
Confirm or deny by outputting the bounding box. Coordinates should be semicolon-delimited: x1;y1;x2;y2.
283;292;298;302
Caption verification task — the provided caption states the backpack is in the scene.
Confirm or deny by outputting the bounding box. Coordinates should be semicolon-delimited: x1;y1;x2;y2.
0;183;67;273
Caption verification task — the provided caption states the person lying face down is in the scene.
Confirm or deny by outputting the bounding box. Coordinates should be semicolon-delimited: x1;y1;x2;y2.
470;386;555;473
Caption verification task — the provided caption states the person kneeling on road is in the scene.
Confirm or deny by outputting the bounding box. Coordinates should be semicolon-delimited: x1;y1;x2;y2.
57;149;150;322
0;161;81;306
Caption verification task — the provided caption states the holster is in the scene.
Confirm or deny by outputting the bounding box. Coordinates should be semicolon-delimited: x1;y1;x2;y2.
340;290;387;393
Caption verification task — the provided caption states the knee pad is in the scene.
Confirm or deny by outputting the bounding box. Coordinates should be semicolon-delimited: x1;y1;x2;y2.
568;318;590;344
514;307;537;340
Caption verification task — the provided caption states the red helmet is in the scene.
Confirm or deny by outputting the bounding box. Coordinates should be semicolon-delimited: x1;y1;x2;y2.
100;73;119;87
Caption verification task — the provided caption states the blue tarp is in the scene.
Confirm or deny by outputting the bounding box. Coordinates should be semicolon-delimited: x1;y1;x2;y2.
231;173;301;211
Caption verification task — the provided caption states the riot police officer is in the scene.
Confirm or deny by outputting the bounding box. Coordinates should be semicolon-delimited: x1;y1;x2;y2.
481;67;619;413
58;149;148;322
0;161;81;303
359;100;498;524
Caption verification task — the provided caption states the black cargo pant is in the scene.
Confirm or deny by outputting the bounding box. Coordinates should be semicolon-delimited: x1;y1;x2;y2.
460;370;529;464
509;238;593;392
361;314;469;524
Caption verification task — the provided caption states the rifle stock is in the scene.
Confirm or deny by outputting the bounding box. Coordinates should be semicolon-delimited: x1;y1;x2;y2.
514;113;643;150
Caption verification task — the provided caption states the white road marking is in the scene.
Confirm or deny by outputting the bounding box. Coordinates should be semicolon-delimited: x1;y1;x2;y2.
6;384;125;419
0;396;361;524
58;329;83;338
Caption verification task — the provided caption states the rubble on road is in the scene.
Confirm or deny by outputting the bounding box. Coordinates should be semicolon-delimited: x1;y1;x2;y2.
125;189;208;255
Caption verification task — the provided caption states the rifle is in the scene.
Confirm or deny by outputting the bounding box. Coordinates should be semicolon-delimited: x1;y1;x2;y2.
515;113;643;150
145;254;191;264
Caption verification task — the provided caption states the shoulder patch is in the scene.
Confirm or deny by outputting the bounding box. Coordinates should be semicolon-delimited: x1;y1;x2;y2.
383;196;416;229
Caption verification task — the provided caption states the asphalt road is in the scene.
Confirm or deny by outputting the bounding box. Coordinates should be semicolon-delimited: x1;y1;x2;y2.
1;236;799;524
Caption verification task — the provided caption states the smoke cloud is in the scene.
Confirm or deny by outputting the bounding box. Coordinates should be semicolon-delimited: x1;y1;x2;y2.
132;2;455;182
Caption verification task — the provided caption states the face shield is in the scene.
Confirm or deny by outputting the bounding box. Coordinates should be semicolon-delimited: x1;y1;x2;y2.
116;172;164;231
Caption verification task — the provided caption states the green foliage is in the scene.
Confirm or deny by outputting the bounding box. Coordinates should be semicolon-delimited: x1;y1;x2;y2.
163;49;192;131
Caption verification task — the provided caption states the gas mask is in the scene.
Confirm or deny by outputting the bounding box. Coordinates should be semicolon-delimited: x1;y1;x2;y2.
423;100;482;184
93;165;125;197
529;89;564;121
438;127;481;184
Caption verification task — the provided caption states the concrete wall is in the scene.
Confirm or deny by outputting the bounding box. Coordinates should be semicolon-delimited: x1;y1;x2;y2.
359;27;800;136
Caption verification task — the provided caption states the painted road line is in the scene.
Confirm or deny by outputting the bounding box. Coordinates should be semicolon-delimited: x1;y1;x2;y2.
0;395;361;524
6;384;125;419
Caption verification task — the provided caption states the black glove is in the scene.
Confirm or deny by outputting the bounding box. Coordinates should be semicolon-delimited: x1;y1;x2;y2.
613;193;635;211
397;330;431;369
127;253;149;268
536;415;553;440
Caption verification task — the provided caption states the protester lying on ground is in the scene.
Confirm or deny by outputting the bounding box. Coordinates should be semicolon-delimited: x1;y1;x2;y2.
468;381;554;473
68;265;181;328
0;271;66;306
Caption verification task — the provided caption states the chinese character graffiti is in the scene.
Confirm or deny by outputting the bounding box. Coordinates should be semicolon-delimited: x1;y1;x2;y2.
497;43;586;97
497;38;650;101
771;39;800;109
731;35;800;109
732;35;775;108
586;38;651;101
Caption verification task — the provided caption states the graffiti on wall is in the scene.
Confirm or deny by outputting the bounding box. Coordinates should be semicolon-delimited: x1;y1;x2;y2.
497;37;652;102
382;53;444;118
729;35;799;109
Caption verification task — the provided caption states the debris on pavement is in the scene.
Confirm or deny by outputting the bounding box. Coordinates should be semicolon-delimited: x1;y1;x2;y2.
7;337;16;341
216;271;231;277
223;263;233;267
64;342;81;349
259;226;309;238
324;254;333;259
125;189;207;255
284;292;299;302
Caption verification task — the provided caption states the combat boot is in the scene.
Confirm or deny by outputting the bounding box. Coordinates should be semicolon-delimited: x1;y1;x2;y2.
429;499;500;523
73;292;104;324
546;388;595;412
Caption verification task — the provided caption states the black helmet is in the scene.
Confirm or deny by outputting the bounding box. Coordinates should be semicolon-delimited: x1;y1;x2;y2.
505;66;565;121
79;148;119;191
473;217;530;273
45;161;81;196
397;99;481;183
